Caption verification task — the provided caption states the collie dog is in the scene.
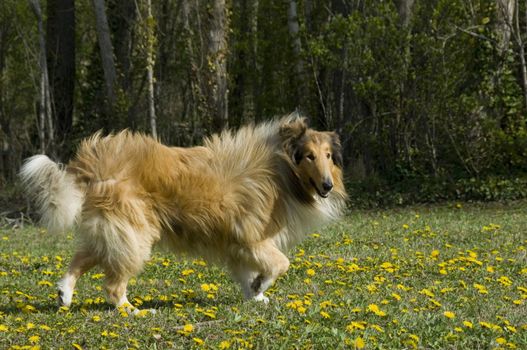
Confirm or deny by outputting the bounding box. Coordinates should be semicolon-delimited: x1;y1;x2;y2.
20;114;347;313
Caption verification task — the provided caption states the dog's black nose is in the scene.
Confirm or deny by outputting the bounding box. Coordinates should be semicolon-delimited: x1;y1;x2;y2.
322;180;333;192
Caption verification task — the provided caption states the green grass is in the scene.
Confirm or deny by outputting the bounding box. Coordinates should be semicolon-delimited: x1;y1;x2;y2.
1;201;526;349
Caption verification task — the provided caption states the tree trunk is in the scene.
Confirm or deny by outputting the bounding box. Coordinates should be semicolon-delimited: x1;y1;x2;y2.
513;0;527;111
250;0;259;121
109;0;136;127
92;0;117;109
287;0;305;110
496;0;515;54
207;0;229;132
46;0;75;158
394;0;416;170
146;0;157;139
181;0;203;139
230;0;259;125
394;0;415;28
29;0;54;156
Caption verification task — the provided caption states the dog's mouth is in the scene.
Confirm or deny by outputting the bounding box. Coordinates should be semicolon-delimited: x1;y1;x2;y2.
310;178;329;198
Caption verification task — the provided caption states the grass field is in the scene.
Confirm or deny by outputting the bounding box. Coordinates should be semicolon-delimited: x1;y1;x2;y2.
1;201;526;349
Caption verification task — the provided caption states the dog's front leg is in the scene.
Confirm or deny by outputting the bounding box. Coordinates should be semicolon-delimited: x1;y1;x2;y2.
229;240;290;303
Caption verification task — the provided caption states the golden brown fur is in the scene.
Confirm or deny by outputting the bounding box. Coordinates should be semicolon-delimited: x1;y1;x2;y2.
20;114;347;311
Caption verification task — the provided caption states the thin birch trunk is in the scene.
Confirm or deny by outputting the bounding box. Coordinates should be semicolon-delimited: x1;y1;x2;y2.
146;0;157;139
208;0;229;132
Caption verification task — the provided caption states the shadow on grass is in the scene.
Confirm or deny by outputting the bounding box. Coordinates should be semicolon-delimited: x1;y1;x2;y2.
0;294;239;316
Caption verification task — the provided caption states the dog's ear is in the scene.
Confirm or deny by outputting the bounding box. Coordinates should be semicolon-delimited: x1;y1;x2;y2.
328;132;343;168
279;116;307;141
280;116;307;163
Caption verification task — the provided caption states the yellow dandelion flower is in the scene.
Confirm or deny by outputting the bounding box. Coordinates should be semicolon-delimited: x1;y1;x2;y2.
498;276;513;287
91;273;105;280
346;321;366;331
193;337;204;345
496;337;507;345
320;311;330;319
380;262;395;272
370;324;384;333
306;269;316;276
22;304;37;313
219;340;231;349
135;310;150;318
29;335;40;343
419;289;435;298
473;283;488;294
181;269;194;276
72;343;83;350
353;336;365;349
183;324;194;333
443;311;455;319
367;304;387;316
0;325;8;332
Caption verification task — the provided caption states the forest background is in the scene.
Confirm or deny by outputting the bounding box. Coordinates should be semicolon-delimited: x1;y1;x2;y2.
1;0;527;213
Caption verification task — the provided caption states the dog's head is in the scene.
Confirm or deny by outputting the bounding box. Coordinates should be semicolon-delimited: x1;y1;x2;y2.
280;116;343;198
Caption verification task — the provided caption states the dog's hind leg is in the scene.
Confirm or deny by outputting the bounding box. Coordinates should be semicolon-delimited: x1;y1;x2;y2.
100;233;157;316
103;272;133;311
57;250;98;307
103;264;158;316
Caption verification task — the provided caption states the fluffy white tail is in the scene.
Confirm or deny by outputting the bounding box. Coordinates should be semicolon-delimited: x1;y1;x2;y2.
20;155;84;234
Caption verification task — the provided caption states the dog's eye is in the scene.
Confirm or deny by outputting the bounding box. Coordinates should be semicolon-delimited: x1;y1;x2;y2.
306;154;315;161
326;153;331;159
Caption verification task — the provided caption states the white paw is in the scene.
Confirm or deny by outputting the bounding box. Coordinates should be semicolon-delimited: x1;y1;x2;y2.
253;293;269;304
132;308;157;317
56;281;73;307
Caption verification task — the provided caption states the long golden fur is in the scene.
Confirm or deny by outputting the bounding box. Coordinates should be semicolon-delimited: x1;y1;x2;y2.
20;114;347;312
